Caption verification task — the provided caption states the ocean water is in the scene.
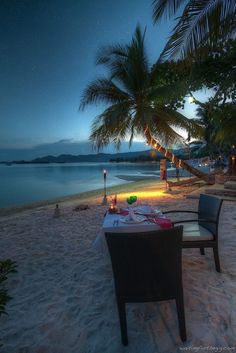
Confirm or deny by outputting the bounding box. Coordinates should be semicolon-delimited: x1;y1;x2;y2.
0;162;163;208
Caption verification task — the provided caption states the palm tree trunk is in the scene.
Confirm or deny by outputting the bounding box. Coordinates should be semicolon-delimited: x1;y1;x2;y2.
145;129;213;183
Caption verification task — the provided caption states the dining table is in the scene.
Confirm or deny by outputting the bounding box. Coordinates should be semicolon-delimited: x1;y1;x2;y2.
93;205;172;254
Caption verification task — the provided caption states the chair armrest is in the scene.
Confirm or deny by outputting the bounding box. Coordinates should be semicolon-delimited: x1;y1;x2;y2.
163;210;198;215
198;219;217;224
173;219;198;225
173;219;217;225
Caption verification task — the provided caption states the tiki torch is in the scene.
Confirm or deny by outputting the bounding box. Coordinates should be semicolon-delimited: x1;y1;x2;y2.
101;169;108;205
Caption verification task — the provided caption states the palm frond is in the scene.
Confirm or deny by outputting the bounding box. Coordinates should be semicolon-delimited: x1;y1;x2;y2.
80;78;130;110
113;25;150;93
213;104;236;143
96;44;128;66
94;25;150;97
162;109;204;136
149;106;204;144
159;0;236;61
152;0;187;22
129;125;135;147
95;44;129;82
151;118;185;145
89;104;132;150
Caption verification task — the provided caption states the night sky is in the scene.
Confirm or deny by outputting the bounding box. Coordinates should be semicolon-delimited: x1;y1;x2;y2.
0;0;209;155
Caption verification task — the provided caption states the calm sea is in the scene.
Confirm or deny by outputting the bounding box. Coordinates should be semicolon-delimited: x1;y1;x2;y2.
0;162;162;208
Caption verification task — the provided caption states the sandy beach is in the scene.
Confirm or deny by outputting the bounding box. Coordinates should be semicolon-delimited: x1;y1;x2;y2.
0;180;236;353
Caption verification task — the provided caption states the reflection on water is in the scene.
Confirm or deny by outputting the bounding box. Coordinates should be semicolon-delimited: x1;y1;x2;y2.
0;163;161;208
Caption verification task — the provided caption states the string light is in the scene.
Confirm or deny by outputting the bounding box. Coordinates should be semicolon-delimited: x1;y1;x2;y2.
188;96;194;104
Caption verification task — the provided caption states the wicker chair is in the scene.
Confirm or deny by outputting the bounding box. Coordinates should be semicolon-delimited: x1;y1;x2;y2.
164;194;223;272
105;226;186;346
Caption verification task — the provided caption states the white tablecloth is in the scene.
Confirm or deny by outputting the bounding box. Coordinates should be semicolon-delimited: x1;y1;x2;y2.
93;212;161;254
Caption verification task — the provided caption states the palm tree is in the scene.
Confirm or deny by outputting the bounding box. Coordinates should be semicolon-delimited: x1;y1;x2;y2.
195;102;220;157
152;0;236;60
212;103;236;146
80;26;209;180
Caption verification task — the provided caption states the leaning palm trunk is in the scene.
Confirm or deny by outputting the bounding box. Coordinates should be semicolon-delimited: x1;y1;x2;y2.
145;128;213;183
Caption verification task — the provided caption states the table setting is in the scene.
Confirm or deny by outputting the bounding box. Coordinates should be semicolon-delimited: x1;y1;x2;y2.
93;195;172;253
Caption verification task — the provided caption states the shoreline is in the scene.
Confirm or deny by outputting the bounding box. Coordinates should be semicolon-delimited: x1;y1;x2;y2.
0;177;194;216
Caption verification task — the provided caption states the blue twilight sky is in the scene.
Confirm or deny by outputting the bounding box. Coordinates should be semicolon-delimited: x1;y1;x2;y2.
0;0;210;157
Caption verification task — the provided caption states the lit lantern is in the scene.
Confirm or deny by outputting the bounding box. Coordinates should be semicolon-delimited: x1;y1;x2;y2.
101;169;108;205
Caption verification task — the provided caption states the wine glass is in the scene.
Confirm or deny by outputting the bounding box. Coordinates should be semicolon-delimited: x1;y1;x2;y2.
126;195;137;206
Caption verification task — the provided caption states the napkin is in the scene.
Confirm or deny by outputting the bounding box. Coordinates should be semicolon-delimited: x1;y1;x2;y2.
126;209;139;222
119;208;129;216
150;217;172;229
134;205;162;216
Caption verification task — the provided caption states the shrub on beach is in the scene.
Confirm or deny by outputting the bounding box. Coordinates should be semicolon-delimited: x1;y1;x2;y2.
0;259;17;316
0;259;17;346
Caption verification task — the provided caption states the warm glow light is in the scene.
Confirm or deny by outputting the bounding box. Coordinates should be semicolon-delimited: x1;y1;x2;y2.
118;190;167;200
150;150;156;157
117;182;174;201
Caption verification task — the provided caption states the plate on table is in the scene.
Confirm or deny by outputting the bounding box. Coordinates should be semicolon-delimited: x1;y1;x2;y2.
134;206;162;216
120;215;147;224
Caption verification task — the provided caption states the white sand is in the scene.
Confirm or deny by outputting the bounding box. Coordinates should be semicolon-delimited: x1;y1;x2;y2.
0;184;236;353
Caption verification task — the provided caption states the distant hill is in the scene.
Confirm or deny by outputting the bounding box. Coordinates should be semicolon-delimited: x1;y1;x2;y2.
0;146;198;164
31;150;159;163
1;150;162;164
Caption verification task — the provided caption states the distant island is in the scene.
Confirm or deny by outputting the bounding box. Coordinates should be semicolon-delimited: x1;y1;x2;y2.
0;146;199;165
0;150;159;164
